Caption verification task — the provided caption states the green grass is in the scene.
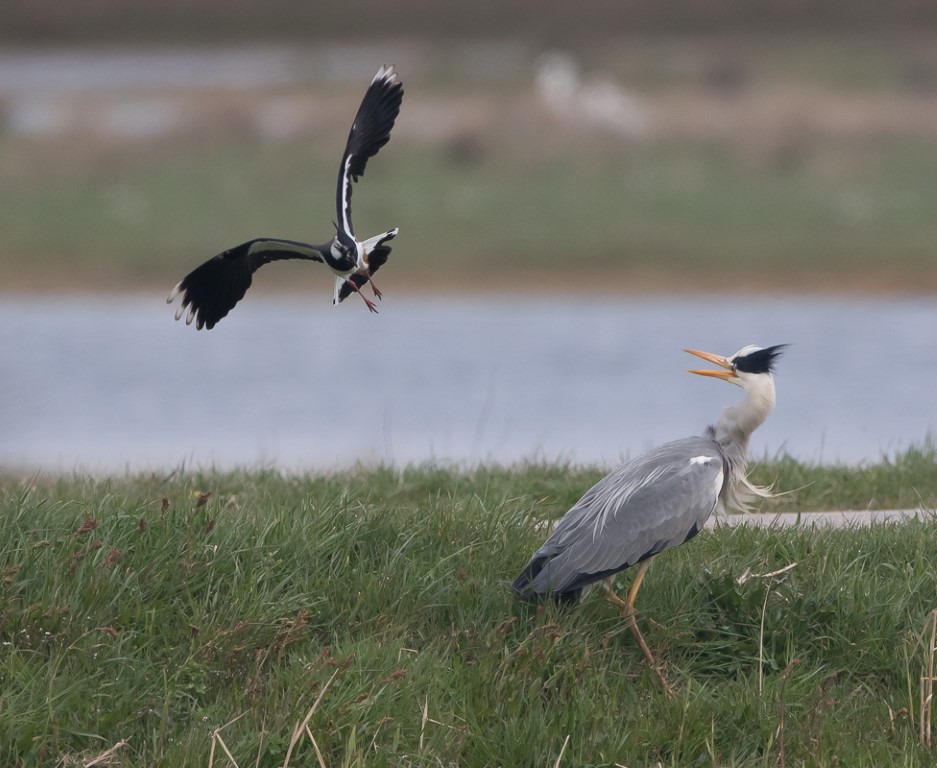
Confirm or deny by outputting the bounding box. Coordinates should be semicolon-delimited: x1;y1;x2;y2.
2;455;937;766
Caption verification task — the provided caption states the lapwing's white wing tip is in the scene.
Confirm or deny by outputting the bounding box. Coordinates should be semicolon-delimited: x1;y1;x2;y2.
166;281;183;304
373;64;398;84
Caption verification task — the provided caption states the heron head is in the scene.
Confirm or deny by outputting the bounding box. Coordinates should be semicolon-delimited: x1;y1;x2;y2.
684;345;787;388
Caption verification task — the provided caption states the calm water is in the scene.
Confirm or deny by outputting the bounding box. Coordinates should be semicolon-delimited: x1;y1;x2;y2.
1;294;934;473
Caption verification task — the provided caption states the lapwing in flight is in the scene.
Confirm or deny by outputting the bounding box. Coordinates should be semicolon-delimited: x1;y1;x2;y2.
168;65;404;330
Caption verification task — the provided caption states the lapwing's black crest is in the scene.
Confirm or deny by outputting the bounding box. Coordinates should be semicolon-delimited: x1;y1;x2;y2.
168;66;404;330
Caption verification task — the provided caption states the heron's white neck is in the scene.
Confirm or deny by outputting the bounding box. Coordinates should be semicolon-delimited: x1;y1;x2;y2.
714;373;776;455
711;372;777;513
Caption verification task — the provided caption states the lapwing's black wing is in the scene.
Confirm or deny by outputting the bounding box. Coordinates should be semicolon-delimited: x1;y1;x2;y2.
335;66;404;249
168;238;327;330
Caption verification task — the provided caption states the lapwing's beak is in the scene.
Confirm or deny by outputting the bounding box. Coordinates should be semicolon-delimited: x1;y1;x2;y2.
684;348;737;381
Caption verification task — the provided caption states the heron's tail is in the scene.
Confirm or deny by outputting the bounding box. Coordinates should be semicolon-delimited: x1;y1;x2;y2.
510;564;542;602
511;557;581;604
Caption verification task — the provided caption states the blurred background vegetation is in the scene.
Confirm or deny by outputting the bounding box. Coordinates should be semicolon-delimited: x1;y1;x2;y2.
1;2;936;295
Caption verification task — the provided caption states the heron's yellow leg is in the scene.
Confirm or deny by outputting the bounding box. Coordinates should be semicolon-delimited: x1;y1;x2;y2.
601;557;653;610
606;557;675;699
602;578;629;609
626;557;653;612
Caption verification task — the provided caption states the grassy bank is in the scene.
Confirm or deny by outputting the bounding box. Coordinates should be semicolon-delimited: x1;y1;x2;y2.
6;133;937;296
2;457;936;766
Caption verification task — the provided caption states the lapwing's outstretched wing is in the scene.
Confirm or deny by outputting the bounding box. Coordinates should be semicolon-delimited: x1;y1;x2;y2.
167;238;327;330
335;66;404;249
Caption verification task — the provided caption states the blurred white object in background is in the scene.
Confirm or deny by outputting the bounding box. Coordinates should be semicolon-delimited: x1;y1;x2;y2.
535;50;648;137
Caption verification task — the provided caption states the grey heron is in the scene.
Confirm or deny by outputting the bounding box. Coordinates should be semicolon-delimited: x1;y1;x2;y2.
167;65;404;330
512;344;786;694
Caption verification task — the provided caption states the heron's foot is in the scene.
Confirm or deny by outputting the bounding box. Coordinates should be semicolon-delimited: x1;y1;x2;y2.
370;279;383;300
623;609;675;699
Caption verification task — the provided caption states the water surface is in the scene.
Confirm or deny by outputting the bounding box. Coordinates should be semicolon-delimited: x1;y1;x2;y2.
1;294;934;473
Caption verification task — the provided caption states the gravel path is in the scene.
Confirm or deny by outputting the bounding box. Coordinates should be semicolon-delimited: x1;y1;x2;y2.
708;508;935;528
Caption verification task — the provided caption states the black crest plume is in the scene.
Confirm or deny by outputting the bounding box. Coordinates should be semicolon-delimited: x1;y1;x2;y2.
733;344;788;374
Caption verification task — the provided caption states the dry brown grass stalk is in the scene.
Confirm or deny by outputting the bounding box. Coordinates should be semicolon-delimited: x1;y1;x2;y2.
921;609;937;748
282;668;340;768
419;697;429;752
208;711;248;768
747;562;797;696
303;725;327;768
80;738;129;767
552;734;571;768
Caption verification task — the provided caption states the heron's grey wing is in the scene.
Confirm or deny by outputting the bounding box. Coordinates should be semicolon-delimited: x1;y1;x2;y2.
519;436;725;597
167;238;326;330
335;66;403;245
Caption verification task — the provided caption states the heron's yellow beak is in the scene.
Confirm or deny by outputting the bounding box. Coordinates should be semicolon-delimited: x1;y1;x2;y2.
684;348;737;380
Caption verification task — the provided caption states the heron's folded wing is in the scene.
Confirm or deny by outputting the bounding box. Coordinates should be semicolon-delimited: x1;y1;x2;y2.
530;437;725;594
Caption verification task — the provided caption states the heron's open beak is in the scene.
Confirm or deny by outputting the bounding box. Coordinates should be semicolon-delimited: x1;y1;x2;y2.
684;348;737;380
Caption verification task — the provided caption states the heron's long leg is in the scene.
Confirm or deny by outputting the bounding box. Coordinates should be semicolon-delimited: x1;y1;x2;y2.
601;578;629;610
626;557;653;613
369;276;382;299
605;557;675;699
